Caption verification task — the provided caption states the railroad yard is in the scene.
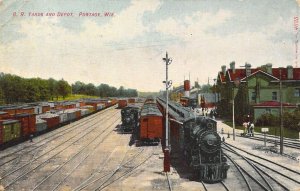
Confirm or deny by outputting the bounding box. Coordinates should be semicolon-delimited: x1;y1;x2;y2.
0;104;299;191
2;0;300;190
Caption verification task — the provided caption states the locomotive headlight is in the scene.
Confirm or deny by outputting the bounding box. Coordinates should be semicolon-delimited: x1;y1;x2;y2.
207;122;214;129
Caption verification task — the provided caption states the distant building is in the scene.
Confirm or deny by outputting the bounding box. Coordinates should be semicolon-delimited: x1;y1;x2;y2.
217;62;300;121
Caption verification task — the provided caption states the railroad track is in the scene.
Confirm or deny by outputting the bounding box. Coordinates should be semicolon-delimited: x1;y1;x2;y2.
0;108;119;176
32;115;122;191
0;109;121;190
238;134;300;150
201;181;229;191
76;146;155;191
222;142;300;190
0;106;116;165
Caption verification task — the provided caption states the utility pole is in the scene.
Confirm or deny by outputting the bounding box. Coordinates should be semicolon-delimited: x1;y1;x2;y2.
213;78;217;109
163;52;172;172
279;68;284;154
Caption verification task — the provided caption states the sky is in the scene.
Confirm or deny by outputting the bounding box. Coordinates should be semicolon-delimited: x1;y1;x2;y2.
0;0;299;91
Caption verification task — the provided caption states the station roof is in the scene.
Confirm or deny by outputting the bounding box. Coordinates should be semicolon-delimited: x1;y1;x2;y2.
221;68;300;83
253;101;297;108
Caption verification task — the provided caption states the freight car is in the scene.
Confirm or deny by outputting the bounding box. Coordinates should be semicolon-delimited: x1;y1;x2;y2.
157;97;229;183
137;101;163;145
0;98;117;150
118;99;127;108
121;105;140;132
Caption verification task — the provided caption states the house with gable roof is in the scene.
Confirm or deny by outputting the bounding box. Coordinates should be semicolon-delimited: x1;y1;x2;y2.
217;62;300;121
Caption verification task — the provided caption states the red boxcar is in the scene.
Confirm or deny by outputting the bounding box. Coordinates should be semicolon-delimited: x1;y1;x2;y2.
128;98;135;104
42;105;50;113
21;107;35;114
85;102;98;111
0;112;9;120
40;113;60;129
3;108;16;115
118;100;127;108
12;113;36;137
139;103;163;144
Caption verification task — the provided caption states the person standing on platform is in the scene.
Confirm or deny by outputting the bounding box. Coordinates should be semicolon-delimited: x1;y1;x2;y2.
243;122;248;136
249;123;255;136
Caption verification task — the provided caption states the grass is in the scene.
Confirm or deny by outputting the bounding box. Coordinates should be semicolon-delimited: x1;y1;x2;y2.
223;121;299;139
50;94;99;101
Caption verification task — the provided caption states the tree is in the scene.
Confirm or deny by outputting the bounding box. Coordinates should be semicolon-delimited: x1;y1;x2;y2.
118;86;125;97
72;81;86;94
97;84;110;97
57;79;71;99
85;83;97;96
200;84;212;93
48;78;58;100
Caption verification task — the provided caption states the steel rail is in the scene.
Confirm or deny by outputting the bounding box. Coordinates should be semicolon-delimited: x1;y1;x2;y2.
32;117;121;191
0;107;116;167
2;112;120;189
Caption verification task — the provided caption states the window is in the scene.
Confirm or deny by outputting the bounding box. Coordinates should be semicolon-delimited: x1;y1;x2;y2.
294;88;300;97
272;92;277;101
251;92;256;101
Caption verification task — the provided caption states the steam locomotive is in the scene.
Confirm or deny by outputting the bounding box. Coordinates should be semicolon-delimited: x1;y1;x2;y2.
157;97;229;183
120;105;140;132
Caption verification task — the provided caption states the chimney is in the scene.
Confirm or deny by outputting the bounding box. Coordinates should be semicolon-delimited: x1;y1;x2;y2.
287;65;293;79
184;80;190;97
221;65;226;74
266;63;272;74
245;63;251;76
230;62;235;74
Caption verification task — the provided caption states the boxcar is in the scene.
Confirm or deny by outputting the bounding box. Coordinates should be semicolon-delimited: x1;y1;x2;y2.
12;113;36;137
118;100;127;108
39;113;60;129
0;120;21;144
0;111;9;120
139;103;163;145
128;98;135;104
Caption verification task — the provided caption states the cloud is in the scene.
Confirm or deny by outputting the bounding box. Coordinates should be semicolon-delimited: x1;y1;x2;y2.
0;1;296;91
0;0;165;91
152;9;295;86
80;0;161;43
155;9;233;39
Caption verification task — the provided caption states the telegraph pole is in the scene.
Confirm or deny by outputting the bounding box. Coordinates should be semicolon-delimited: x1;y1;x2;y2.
163;52;172;172
279;68;284;154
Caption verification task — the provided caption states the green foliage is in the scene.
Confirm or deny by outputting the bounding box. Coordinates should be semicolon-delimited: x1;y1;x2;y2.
0;74;70;103
256;113;279;126
200;84;212;93
138;91;159;97
0;73;138;105
256;110;300;131
283;109;300;131
72;83;137;97
57;79;71;99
